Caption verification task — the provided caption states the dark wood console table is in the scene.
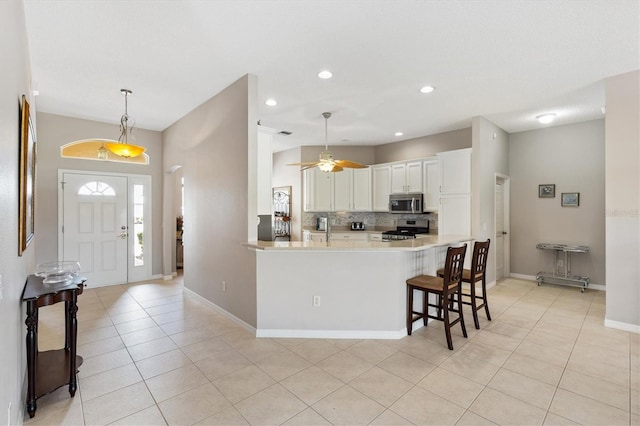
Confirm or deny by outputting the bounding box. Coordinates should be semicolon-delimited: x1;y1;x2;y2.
21;274;86;418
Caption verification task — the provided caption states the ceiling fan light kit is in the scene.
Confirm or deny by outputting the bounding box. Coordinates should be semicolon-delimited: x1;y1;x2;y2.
104;89;146;159
287;112;368;173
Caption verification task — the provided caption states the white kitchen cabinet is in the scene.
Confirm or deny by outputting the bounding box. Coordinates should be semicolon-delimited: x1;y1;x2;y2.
391;161;423;194
303;230;326;243
331;232;368;241
303;168;332;212
438;148;471;194
438;194;471;236
368;232;383;242
333;169;352;211
372;165;391;211
352;168;372;211
423;158;439;212
304;167;372;212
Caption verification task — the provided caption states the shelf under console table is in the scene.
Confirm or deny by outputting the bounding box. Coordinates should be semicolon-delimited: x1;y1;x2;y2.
21;274;86;418
536;243;590;292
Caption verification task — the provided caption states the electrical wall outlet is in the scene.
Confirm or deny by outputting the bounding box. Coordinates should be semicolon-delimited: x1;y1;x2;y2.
221;281;227;292
313;296;321;307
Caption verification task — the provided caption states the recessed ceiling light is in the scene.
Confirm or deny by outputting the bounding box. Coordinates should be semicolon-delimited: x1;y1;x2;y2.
318;70;333;79
32;90;40;96
420;86;435;94
536;113;556;124
265;99;277;106
395;132;404;137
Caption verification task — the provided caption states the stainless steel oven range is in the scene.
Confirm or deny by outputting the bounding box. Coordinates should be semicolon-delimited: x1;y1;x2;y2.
381;219;429;241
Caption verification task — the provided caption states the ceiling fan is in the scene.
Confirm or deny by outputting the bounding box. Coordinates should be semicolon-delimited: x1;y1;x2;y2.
288;112;368;173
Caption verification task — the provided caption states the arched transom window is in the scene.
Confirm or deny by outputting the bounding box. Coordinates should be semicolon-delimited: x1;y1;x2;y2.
77;181;116;196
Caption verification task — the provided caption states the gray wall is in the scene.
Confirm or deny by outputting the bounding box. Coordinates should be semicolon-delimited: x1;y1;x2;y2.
471;116;510;286
163;75;258;327
34;112;164;276
605;70;639;327
509;119;605;285
0;0;33;423
374;127;471;163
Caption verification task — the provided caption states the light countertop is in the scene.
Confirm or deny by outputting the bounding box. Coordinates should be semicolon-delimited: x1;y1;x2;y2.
245;234;471;252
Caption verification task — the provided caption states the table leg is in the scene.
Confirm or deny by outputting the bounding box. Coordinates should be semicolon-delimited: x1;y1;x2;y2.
64;300;70;351
68;292;79;397
25;301;37;418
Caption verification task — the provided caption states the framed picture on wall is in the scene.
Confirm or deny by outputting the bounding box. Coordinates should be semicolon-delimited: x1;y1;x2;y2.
561;192;580;207
19;95;36;256
538;184;555;198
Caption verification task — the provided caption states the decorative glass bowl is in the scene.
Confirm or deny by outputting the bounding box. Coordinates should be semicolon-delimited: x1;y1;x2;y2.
35;261;81;284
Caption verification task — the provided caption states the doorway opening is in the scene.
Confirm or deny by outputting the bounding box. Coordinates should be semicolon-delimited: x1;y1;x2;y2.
495;174;510;281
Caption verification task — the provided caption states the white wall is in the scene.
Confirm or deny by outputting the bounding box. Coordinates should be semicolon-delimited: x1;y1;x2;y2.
471;117;510;286
34;112;164;275
0;0;34;423
509;120;606;285
162;74;258;327
605;70;639;329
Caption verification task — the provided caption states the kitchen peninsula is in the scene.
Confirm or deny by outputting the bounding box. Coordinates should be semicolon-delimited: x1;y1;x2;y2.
245;234;471;339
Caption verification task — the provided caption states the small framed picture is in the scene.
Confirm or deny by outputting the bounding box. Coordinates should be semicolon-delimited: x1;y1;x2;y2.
539;184;555;198
561;192;580;207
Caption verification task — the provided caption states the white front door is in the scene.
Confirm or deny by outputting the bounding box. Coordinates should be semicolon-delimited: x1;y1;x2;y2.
62;173;128;286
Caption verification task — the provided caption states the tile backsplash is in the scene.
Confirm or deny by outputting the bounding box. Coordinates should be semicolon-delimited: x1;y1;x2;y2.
303;211;438;231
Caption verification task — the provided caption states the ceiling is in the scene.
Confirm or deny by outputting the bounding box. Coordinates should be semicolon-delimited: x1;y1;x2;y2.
23;1;639;152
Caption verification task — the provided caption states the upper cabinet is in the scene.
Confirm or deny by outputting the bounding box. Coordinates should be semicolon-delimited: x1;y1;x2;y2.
422;157;439;212
304;168;331;212
438;148;471;194
390;161;423;194
302;148;470;216
352;168;372;211
372;165;391;211
304;167;371;212
437;148;472;235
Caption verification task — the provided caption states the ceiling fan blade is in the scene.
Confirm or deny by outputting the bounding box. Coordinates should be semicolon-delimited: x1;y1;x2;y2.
332;165;344;172
334;160;368;169
300;164;320;170
287;161;320;167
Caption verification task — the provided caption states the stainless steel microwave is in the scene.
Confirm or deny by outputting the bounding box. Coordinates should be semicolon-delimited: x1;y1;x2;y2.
389;193;423;213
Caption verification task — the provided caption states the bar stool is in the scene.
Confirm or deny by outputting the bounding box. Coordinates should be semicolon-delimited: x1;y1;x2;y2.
406;244;467;350
437;239;491;329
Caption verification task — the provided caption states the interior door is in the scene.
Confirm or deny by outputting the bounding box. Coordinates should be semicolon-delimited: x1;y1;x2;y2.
62;173;128;286
495;180;505;280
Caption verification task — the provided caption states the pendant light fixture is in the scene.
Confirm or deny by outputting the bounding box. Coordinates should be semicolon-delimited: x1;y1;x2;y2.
105;89;146;158
97;142;109;160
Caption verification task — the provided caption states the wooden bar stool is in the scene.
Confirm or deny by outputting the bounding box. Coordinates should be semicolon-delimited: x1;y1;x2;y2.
406;244;467;350
437;239;491;329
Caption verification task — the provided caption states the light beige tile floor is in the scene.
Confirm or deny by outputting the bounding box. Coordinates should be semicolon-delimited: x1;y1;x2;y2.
24;276;638;426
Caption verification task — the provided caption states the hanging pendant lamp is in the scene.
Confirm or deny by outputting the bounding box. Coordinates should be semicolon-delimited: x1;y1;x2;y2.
105;89;146;158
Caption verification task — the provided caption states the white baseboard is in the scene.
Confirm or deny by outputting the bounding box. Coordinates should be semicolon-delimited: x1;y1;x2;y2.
508;273;605;292
604;318;640;334
162;274;174;280
183;287;256;335
151;274;162;279
509;273;536;281
255;328;408;339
